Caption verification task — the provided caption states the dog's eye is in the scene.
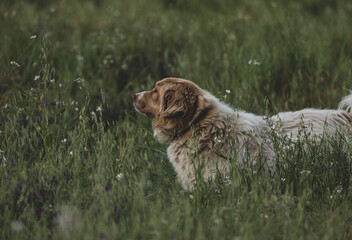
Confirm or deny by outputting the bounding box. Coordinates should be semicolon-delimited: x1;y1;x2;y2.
153;88;158;93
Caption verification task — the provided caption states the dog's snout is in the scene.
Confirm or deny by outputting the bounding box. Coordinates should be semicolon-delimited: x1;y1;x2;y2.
133;92;146;101
133;92;142;100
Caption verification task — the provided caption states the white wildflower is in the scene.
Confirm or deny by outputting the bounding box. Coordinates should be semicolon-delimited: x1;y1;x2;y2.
248;59;261;65
116;173;123;180
62;138;67;143
75;107;79;111
74;78;85;83
30;35;37;39
286;133;298;141
189;194;193;199
90;111;96;116
69;151;73;156
253;60;261;65
281;177;286;182
96;106;102;112
59;84;62;88
224;176;232;186
10;61;20;67
34;75;40;81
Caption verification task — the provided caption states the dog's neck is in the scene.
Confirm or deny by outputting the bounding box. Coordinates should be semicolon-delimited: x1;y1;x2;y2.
179;103;215;136
153;103;215;143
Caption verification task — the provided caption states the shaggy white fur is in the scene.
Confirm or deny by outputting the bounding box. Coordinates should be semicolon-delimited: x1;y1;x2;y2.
134;78;352;190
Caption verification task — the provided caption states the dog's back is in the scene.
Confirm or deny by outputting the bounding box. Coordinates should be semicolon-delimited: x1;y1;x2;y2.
271;93;352;139
271;108;351;139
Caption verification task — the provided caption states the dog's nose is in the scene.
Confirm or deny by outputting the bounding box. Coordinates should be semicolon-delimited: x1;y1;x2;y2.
133;94;137;100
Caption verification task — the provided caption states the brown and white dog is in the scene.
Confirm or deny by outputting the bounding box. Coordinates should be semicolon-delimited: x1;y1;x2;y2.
133;77;352;190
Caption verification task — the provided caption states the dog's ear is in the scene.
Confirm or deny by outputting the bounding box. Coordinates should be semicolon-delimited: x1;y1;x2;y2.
155;84;197;130
191;93;211;123
162;89;189;118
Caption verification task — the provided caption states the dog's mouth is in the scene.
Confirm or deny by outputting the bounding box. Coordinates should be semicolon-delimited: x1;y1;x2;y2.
133;99;145;109
133;99;145;113
133;97;155;118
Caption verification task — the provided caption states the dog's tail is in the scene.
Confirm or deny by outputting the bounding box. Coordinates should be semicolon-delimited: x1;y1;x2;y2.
338;92;352;113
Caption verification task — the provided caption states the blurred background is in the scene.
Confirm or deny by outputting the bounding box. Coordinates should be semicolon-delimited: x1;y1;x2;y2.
1;0;351;122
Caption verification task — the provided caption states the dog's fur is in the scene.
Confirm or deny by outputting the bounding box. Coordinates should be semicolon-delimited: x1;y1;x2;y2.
133;78;352;190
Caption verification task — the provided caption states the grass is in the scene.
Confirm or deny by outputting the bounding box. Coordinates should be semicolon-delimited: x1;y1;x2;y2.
1;0;352;239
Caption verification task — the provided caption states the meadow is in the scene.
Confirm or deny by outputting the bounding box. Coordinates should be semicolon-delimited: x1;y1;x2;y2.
1;0;352;239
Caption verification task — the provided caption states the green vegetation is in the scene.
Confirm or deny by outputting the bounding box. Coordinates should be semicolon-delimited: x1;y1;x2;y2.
1;0;352;239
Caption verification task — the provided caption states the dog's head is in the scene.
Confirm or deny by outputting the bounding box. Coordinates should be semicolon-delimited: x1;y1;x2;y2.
133;78;212;142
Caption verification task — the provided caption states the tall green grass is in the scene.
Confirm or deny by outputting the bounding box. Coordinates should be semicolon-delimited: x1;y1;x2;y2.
1;0;352;239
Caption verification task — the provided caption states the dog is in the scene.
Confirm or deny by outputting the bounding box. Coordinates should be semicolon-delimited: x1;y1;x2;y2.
133;77;352;190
